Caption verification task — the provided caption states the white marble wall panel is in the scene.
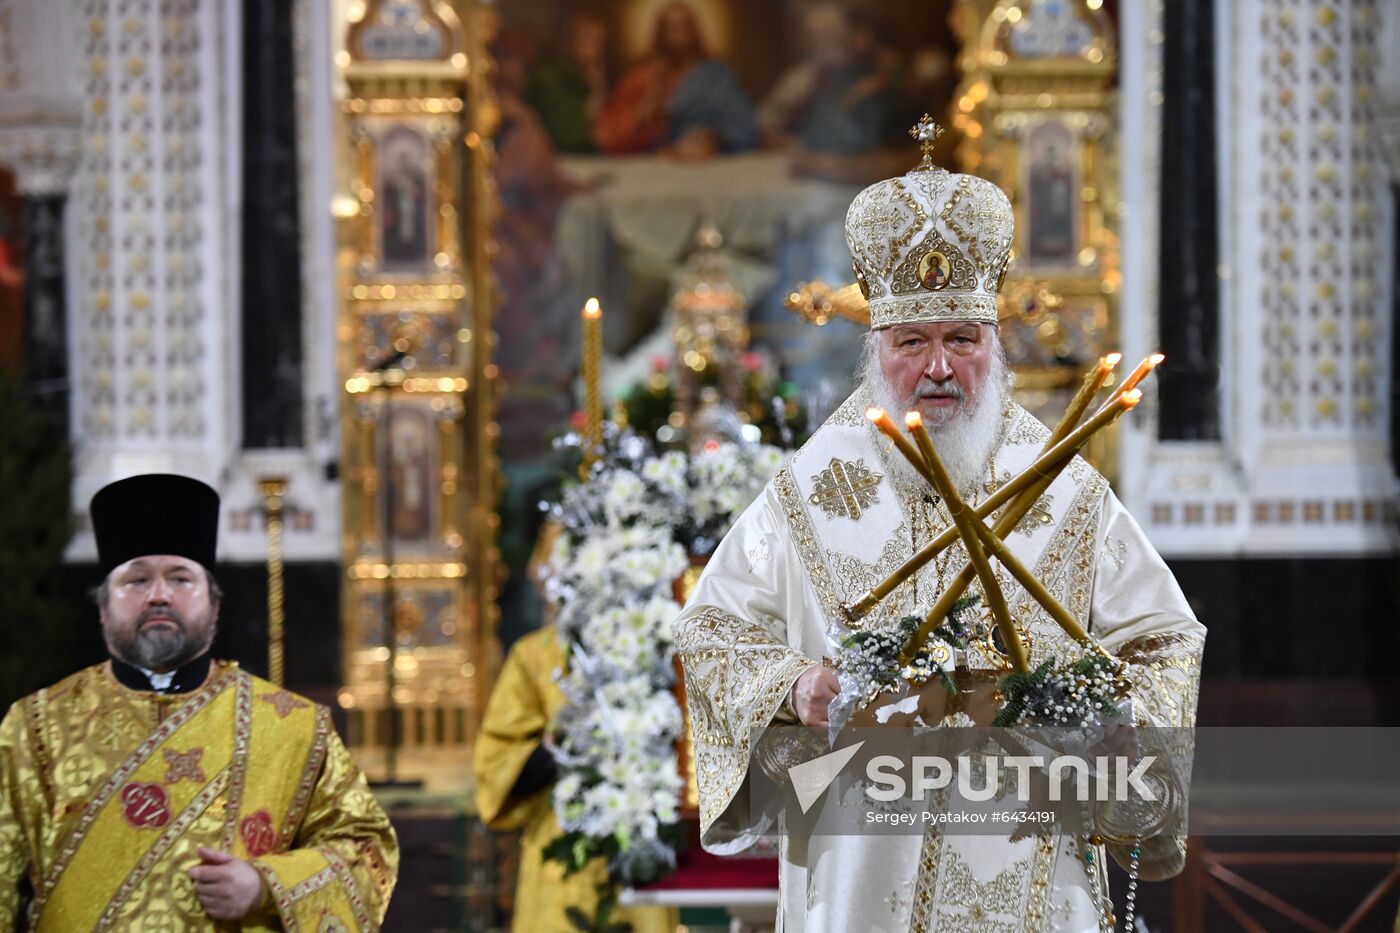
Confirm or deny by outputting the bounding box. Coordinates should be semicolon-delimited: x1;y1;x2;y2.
1118;0;1396;556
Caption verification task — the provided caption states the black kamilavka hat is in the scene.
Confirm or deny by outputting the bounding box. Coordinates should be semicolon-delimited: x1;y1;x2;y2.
90;474;220;573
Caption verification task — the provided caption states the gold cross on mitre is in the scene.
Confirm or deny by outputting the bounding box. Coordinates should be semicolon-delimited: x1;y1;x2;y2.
909;114;945;170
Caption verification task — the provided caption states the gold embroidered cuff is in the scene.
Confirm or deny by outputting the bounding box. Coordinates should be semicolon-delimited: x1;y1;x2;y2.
774;687;801;726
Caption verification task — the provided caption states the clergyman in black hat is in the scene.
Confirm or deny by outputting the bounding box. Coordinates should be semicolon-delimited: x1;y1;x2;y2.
0;474;399;929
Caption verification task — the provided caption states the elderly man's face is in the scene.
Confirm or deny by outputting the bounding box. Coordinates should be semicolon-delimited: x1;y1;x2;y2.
878;322;997;427
101;554;218;672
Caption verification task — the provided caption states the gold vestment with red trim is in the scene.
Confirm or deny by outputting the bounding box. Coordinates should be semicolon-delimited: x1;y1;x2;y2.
0;661;397;932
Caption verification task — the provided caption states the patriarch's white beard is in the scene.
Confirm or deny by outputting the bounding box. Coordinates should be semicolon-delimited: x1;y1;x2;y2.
863;343;1010;497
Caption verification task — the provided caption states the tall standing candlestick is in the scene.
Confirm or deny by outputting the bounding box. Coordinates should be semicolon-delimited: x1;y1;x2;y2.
258;477;289;686
581;297;603;480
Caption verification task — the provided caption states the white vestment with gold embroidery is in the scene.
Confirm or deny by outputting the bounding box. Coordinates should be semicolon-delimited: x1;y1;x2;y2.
675;387;1206;932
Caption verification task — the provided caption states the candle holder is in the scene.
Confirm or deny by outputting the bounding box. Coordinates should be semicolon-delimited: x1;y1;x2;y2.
257;476;289;687
855;366;1144;627
905;410;1028;673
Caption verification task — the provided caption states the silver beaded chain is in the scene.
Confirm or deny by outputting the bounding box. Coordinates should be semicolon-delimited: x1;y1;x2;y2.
1079;800;1142;931
1079;803;1111;933
1123;842;1142;931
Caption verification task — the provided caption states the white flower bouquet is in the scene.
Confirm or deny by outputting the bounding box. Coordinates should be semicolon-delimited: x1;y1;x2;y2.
538;423;786;919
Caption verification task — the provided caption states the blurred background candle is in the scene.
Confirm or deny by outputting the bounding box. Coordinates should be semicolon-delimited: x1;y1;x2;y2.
581;297;603;477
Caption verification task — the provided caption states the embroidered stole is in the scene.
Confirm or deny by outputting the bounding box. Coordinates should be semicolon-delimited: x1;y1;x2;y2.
34;669;323;931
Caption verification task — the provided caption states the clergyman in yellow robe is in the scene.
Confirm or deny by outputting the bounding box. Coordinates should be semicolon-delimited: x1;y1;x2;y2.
474;627;675;933
0;660;398;931
0;472;399;931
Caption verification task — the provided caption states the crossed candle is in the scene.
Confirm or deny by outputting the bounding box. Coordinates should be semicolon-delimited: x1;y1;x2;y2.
859;353;1159;671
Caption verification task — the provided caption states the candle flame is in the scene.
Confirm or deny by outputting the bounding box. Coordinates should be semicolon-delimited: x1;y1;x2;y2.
583;297;601;319
904;410;923;428
1123;389;1143;408
1117;353;1166;393
866;407;886;423
1105;352;1123;368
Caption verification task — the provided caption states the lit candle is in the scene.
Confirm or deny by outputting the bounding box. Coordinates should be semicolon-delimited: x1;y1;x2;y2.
938;352;1124;620
581;298;603;478
904;466;1095;662
867;407;935;486
847;407;971;621
844;391;1142;623
1052;353;1122;446
1096;352;1163;415
902;411;1029;673
990;390;1142;505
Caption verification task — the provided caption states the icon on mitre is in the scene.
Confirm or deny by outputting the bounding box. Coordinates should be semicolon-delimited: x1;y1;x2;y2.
918;250;953;290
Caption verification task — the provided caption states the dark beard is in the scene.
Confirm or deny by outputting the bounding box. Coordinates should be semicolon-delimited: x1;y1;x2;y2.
107;607;214;672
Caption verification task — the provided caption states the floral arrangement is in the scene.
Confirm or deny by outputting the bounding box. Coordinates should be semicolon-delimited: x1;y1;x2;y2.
617;349;812;451
837;601;976;706
539;422;786;928
990;649;1127;728
836;601;1129;731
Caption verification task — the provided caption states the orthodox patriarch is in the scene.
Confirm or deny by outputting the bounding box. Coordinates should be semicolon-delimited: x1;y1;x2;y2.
675;122;1205;931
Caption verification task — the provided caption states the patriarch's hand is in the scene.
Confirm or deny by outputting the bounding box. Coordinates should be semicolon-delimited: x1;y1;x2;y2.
791;664;840;727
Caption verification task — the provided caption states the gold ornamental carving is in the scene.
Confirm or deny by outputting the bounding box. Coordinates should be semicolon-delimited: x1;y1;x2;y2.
952;0;1121;475
335;0;502;789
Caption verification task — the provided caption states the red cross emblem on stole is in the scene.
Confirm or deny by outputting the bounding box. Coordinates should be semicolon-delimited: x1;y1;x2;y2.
120;782;172;829
239;809;277;857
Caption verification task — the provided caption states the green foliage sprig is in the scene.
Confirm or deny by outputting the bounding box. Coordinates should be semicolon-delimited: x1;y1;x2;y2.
991;649;1126;728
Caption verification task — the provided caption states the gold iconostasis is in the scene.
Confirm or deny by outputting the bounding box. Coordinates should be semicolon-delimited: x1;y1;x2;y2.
335;0;502;783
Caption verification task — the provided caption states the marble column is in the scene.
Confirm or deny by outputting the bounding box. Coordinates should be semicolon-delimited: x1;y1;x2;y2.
0;0;343;565
20;194;68;416
241;0;304;450
1119;0;1397;556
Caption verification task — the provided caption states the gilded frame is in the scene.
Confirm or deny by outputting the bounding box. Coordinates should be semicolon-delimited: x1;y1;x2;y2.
336;0;502;787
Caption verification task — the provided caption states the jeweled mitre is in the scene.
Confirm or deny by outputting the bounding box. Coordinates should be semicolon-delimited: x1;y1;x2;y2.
845;156;1014;330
